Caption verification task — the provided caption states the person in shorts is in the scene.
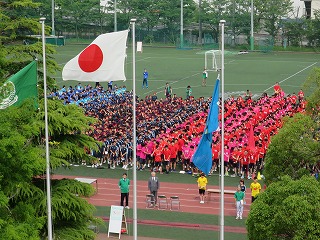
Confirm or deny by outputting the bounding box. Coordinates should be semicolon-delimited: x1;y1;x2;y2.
197;173;208;204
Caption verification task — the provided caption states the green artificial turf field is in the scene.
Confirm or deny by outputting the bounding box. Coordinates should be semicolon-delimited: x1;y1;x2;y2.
52;44;319;99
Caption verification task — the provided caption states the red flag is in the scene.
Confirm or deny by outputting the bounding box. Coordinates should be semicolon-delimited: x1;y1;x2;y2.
248;125;255;151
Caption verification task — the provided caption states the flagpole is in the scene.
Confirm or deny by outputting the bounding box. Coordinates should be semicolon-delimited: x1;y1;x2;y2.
130;18;138;240
219;19;226;240
40;17;53;240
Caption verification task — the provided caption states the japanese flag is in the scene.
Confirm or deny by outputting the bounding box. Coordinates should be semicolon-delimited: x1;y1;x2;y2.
62;30;128;82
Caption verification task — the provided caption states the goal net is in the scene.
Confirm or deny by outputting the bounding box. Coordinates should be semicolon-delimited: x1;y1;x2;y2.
205;50;222;71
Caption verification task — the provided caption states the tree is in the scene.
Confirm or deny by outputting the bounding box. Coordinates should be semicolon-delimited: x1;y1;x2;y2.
282;19;306;47
53;0;101;39
246;175;320;240
305;10;320;47
255;0;293;41
0;0;59;90
0;100;100;239
0;1;102;239
200;0;227;44
303;67;320;114
263;113;319;182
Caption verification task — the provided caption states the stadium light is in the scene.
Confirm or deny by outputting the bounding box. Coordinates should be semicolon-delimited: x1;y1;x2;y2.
51;0;55;35
250;0;254;51
180;0;183;49
114;0;117;32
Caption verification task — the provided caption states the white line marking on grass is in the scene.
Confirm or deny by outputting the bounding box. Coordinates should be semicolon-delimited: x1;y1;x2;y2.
144;72;201;96
125;57;151;65
264;62;318;92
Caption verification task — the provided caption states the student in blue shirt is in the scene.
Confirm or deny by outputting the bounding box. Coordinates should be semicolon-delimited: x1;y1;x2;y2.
143;69;149;89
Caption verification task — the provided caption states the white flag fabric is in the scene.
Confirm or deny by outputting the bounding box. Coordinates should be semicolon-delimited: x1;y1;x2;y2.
62;30;128;82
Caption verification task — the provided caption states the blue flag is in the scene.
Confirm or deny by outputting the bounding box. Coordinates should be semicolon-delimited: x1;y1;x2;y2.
192;79;220;175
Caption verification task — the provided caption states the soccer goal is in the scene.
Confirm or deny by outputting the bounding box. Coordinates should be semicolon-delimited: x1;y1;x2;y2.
205;50;222;71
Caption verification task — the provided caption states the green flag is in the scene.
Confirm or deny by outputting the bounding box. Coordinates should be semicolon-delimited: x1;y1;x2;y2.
0;61;38;109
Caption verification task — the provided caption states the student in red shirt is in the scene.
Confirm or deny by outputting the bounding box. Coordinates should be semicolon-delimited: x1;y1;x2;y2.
177;135;185;162
151;144;163;173
169;139;178;172
211;141;220;172
162;145;171;174
240;149;250;179
249;148;258;179
181;142;191;172
273;82;281;95
231;146;240;177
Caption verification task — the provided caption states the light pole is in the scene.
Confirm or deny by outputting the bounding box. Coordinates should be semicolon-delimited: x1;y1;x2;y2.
250;0;254;51
198;0;202;45
114;0;117;32
180;0;183;49
51;0;55;36
40;17;53;240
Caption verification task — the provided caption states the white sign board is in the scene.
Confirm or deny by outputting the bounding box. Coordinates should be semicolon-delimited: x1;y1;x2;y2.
137;41;143;52
108;205;124;239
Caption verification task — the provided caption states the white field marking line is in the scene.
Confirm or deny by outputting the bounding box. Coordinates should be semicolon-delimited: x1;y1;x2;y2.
144;72;201;96
125;57;152;65
264;62;318;92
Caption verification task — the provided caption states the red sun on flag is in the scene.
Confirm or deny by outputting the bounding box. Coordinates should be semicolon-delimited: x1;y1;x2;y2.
78;44;103;73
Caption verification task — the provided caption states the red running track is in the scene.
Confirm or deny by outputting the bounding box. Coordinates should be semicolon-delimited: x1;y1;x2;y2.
54;175;251;217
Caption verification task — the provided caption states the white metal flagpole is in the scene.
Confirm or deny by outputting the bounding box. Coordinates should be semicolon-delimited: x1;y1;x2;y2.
219;19;226;240
130;18;138;240
40;17;53;240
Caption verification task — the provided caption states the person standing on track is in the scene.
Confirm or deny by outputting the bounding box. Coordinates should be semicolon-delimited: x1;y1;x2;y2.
250;176;261;203
148;171;160;206
119;173;130;209
197;173;208;204
234;186;245;220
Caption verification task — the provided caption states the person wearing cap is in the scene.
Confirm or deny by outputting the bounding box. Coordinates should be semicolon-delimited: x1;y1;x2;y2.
119;173;130;209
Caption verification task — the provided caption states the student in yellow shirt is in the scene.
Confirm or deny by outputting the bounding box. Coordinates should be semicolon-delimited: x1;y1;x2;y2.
250;176;261;203
197;173;208;204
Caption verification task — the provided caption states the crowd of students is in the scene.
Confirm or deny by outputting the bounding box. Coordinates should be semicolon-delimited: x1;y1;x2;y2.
52;82;306;178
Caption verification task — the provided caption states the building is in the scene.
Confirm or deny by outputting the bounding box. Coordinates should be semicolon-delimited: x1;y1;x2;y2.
300;0;320;18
